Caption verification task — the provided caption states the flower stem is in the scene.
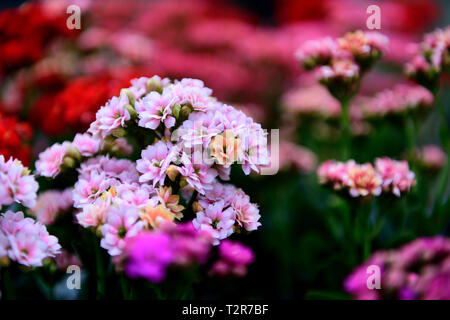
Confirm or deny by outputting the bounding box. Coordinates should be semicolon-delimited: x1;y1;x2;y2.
1;267;16;300
432;96;450;225
94;236;105;300
339;99;351;160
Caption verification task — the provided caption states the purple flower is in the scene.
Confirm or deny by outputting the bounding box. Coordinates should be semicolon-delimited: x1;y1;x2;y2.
124;231;174;283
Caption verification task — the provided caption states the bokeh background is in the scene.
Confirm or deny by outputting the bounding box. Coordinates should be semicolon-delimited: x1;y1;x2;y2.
1;0;450;299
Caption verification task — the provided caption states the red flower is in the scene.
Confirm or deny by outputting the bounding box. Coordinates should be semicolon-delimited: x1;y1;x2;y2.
0;113;32;165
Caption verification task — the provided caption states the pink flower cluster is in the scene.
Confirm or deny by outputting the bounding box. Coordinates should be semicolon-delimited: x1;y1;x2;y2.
354;84;434;118
35;75;265;262
317;158;415;198
194;182;261;245
29;189;73;225
345;236;450;300
0;156;38;209
296;31;389;100
122;223;212;283
209;240;255;277
416;145;447;170
405;26;450;89
0;211;61;267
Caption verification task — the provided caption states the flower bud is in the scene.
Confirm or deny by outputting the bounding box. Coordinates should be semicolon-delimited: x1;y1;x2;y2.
166;164;179;181
112;128;127;138
172;103;181;119
125;104;138;119
63;156;76;169
66;145;82;162
180;105;192;120
179;177;188;188
192;201;204;213
147;77;162;93
121;88;135;106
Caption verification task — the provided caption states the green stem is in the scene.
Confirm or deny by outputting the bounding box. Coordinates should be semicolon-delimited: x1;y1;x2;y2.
1;267;16;300
94;236;105;300
339;99;351;160
432;96;450;225
405;116;416;160
120;275;131;300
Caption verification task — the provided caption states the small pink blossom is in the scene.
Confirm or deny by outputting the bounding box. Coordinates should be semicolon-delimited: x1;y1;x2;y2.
73;133;100;157
35;142;71;178
100;205;145;256
192;200;236;245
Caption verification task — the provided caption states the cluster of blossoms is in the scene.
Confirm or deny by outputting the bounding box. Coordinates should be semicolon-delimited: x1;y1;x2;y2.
29;189;73;225
209;240;255;277
405;26;450;91
296;31;389;101
35;75;266;281
317;158;416;198
415;145;447;170
0;211;61;267
353;84;434;118
0;155;38;209
345;236;450;300
121;223;212;283
277;141;317;173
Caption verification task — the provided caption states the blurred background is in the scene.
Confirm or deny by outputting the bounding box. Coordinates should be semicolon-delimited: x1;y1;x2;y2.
1;0;450;299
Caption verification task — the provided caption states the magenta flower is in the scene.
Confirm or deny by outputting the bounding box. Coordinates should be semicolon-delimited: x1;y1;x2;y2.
124;231;174;283
210;240;254;277
345;236;450;300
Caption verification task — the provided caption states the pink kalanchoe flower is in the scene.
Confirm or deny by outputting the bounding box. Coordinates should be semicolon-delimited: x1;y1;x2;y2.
192;200;236;245
345;236;450;300
295;37;339;69
317;160;353;190
277;141;318;173
0;210;61;267
210;240;254;277
232;190;261;232
0;156;38;208
89;93;131;138
136;141;173;187
73;171;114;208
136;89;176;130
73;133;100;157
318;59;360;80
161;222;213;266
29;189;73;224
344;162;382;197
375;158;416;197
338;31;389;60
76;196;111;228
169;79;214;112
123;231;174;283
177;154;217;194
35;142;71;178
417;145;447;170
100;205;145;256
282;85;341;118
